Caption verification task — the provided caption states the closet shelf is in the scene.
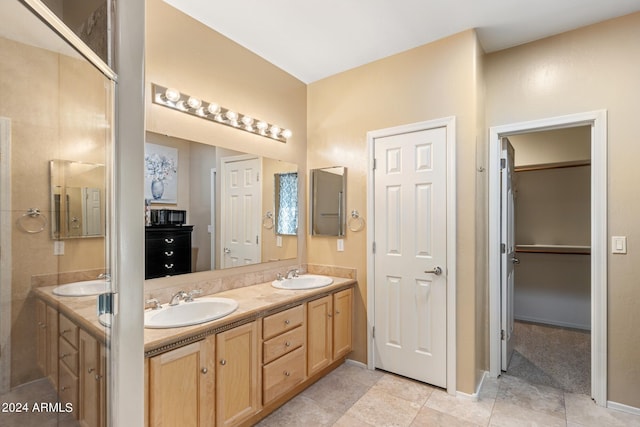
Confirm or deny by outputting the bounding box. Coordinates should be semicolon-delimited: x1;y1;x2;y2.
515;244;591;255
514;159;590;172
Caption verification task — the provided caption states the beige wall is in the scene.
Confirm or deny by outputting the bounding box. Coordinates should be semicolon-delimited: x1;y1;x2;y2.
145;0;308;268
307;30;483;393
485;12;640;407
0;37;108;386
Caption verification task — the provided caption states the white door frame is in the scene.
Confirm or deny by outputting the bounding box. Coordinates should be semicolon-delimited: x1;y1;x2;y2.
367;117;457;395
488;110;607;406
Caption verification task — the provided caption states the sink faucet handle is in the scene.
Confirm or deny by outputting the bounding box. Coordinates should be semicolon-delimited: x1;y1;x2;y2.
185;289;202;302
145;298;162;310
97;273;111;281
276;273;284;281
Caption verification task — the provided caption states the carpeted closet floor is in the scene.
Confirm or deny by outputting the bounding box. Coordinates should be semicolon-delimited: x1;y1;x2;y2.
506;320;591;395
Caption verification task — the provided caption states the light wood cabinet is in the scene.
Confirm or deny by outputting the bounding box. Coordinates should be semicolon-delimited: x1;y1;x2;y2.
307;288;353;376
148;337;216;427
333;288;353;359
46;304;59;387
216;321;260;427
35;299;47;375
79;329;107;427
307;295;333;376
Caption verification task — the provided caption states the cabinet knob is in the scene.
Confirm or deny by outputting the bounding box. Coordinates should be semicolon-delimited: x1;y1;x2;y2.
61;329;71;334
88;368;95;374
164;251;174;257
165;238;174;244
336;310;341;315
284;319;290;325
220;359;227;366
285;341;291;347
328;313;333;318
283;371;291;377
95;374;102;381
61;386;69;391
60;353;69;359
201;368;208;374
164;263;174;269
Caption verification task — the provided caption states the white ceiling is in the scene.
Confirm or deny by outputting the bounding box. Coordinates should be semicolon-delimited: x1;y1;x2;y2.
164;0;640;83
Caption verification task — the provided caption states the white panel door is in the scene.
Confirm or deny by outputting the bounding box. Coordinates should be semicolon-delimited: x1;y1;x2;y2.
501;138;516;370
82;187;102;236
373;127;447;387
221;157;261;268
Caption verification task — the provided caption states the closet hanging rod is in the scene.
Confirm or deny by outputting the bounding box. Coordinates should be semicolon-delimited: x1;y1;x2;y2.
515;244;590;255
514;160;590;172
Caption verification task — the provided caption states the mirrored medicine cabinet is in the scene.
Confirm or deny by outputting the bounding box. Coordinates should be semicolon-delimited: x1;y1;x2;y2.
310;166;347;236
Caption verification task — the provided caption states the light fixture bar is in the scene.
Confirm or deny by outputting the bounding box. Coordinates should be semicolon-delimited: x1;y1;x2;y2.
151;83;291;143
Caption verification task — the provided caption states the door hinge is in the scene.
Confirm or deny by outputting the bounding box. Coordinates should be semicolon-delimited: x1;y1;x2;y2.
373;158;377;170
256;235;259;244
500;158;506;169
501;329;505;340
501;243;506;254
372;241;376;253
372;326;375;339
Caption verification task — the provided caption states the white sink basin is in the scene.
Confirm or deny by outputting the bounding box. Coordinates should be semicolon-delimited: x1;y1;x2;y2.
144;297;238;329
53;279;110;297
272;274;333;290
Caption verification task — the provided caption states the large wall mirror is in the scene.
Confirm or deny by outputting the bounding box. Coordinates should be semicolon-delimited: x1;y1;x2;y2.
310;166;346;236
146;132;298;273
50;159;105;239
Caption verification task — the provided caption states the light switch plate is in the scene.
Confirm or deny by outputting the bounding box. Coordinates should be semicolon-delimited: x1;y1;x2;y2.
276;236;283;247
337;239;344;252
612;236;627;254
54;240;65;256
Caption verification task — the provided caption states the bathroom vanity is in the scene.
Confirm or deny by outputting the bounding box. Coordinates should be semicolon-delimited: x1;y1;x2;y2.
34;273;354;427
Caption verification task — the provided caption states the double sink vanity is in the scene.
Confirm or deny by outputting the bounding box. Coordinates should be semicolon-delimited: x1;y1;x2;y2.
34;269;354;427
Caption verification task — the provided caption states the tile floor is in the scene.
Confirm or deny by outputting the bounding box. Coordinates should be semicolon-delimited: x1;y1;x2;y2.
257;362;640;427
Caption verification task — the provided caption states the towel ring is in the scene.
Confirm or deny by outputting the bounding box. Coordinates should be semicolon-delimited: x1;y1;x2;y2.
347;210;365;232
262;211;274;229
17;208;47;234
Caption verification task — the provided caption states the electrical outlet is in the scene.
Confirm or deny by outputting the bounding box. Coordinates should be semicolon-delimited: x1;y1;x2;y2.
276;236;283;247
54;240;65;256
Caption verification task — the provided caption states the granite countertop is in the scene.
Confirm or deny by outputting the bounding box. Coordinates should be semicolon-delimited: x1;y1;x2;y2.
34;276;355;356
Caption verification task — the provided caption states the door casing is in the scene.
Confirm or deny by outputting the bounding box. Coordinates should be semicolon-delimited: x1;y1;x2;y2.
488;110;607;406
366;117;457;395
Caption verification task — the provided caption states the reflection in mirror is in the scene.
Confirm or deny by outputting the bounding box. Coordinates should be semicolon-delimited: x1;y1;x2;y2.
310;166;347;236
275;172;298;236
50;160;105;239
145;132;298;273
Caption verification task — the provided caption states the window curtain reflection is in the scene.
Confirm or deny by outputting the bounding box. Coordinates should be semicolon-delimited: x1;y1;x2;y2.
276;172;298;235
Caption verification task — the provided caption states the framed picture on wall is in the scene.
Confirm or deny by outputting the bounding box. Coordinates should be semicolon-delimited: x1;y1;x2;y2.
144;142;178;204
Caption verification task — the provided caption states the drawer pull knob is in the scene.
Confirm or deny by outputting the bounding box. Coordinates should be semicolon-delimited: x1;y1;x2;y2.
284;320;290;325
95;374;102;381
284;371;291;377
328;313;333;318
60;353;69;359
164;251;174;256
336;310;341;315
201;368;208;374
285;341;291;347
220;359;227;366
164;263;174;269
164;238;174;243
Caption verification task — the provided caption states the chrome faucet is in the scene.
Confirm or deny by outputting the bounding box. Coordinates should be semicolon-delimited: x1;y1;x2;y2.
184;289;202;302
285;268;300;279
169;291;188;306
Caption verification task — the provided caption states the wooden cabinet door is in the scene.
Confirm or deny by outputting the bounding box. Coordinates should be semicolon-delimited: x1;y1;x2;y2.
149;337;215;427
79;330;101;427
333;288;353;360
307;295;332;376
216;321;260;427
46;305;58;387
36;299;47;375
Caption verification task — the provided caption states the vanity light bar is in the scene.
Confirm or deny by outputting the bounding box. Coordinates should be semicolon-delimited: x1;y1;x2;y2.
151;83;291;143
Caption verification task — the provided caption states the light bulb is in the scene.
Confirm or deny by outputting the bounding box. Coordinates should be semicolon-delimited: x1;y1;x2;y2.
207;103;220;115
164;88;181;103
281;129;292;139
187;97;201;109
256;121;268;131
176;100;188;111
269;125;281;136
225;110;238;121
214;113;224;122
196;107;206;117
241;116;254;126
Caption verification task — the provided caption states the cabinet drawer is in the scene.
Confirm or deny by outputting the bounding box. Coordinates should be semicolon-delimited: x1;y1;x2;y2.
263;305;304;340
59;313;79;348
59;336;79;375
263;325;304;364
58;361;78;419
262;346;305;404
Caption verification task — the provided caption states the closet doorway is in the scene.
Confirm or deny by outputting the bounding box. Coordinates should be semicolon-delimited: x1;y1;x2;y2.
507;127;591;395
489;110;608;406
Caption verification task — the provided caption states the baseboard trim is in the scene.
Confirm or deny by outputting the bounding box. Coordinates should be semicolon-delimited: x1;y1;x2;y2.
456;371;488;402
514;315;590;331
345;358;368;369
607;400;640;416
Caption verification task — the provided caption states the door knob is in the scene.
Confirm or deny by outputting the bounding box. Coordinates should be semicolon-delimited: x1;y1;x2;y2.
223;248;231;254
511;257;520;265
424;266;442;275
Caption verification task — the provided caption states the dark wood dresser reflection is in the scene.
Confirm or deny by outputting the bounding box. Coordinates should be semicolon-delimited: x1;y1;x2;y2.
145;226;193;279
